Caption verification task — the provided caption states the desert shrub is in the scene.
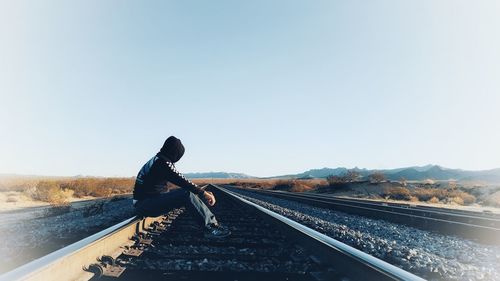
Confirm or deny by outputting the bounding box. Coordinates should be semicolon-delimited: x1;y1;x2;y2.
326;170;361;188
413;188;435;201
428;196;440;203
61;179;93;197
409;196;419;202
30;181;72;205
326;176;344;185
383;187;412;200
289;181;314;192
91;187;113;197
271;180;314;193
344;170;361;182
5;177;133;200
369;172;386;183
455;192;475;205
209;179;324;192
22;186;37;199
60;178;134;198
410;188;475;205
451;196;464;205
413;188;447;201
326;176;351;190
273;180;294;191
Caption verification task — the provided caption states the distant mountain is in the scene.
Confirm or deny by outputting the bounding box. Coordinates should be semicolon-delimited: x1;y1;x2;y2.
280;165;500;183
384;166;460;181
4;165;500;183
185;172;254;179
277;167;349;179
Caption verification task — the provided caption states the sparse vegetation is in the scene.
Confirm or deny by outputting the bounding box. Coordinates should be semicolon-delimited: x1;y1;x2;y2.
26;181;74;205
193;176;483;207
0;175;491;209
192;178;327;191
326;170;361;187
0;177;134;207
383;187;476;205
369;172;386;183
428;197;439;204
203;177;483;207
273;180;315;192
344;170;361;182
59;178;133;198
326;175;347;186
383;187;412;201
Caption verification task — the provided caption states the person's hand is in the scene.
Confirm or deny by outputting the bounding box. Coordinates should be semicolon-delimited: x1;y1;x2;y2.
203;191;216;206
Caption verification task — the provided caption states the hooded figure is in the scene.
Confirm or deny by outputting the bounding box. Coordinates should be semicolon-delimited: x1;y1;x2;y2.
159;136;185;163
133;136;205;200
132;136;231;238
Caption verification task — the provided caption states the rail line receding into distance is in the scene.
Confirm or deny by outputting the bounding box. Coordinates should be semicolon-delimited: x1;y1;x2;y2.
234;186;500;245
0;184;425;281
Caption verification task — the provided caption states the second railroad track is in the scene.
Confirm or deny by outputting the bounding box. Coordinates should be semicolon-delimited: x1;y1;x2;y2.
234;187;500;244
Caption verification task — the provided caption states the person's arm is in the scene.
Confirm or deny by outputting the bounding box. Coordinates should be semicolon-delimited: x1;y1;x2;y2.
164;161;204;195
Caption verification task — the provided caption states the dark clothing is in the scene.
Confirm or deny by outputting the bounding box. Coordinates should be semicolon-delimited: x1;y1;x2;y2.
159;136;185;163
133;136;216;226
133;154;204;200
134;189;217;226
133;136;204;200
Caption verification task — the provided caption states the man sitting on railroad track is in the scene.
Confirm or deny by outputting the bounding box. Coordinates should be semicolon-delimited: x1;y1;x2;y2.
133;136;231;239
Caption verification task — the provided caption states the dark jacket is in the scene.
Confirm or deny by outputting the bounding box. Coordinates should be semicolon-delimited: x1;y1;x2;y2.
133;136;204;200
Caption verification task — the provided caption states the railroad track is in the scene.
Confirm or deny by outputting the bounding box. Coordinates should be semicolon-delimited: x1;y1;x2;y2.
233;187;500;244
0;185;424;281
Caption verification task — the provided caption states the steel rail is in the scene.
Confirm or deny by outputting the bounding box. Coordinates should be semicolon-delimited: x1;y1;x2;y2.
236;187;500;244
328;195;500;218
272;190;500;224
214;185;426;281
0;216;164;281
262;190;500;228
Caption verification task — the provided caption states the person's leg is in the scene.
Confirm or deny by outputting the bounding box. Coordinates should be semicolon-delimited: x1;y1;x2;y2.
134;189;190;217
134;189;218;227
187;191;218;227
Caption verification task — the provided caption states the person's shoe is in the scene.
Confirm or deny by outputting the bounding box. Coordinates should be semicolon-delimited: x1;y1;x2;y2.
204;223;231;239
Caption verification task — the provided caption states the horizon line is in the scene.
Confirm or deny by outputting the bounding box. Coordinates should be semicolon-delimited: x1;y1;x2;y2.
2;164;500;179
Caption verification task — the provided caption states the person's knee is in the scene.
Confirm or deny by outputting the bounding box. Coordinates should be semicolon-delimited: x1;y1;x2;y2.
166;189;191;201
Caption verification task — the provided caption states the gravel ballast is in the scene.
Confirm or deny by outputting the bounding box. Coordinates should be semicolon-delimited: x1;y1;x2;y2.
231;188;500;281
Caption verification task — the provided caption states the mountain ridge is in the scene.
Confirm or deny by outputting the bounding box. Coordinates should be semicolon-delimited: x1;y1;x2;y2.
2;165;500;183
291;165;500;183
187;165;500;183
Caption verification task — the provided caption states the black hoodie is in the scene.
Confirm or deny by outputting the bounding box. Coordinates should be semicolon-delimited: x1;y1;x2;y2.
133;136;204;200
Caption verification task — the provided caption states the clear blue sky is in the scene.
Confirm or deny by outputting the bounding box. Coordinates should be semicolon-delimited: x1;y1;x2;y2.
1;1;499;177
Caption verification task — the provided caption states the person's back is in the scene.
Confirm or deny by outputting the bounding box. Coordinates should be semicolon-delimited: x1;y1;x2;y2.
133;136;230;238
133;136;204;201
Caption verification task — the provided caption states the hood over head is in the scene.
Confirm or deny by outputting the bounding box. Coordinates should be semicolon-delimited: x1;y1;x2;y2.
159;136;185;163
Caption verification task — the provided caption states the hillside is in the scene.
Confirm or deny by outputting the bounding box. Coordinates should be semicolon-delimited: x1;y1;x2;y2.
287;165;500;183
3;165;500;183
